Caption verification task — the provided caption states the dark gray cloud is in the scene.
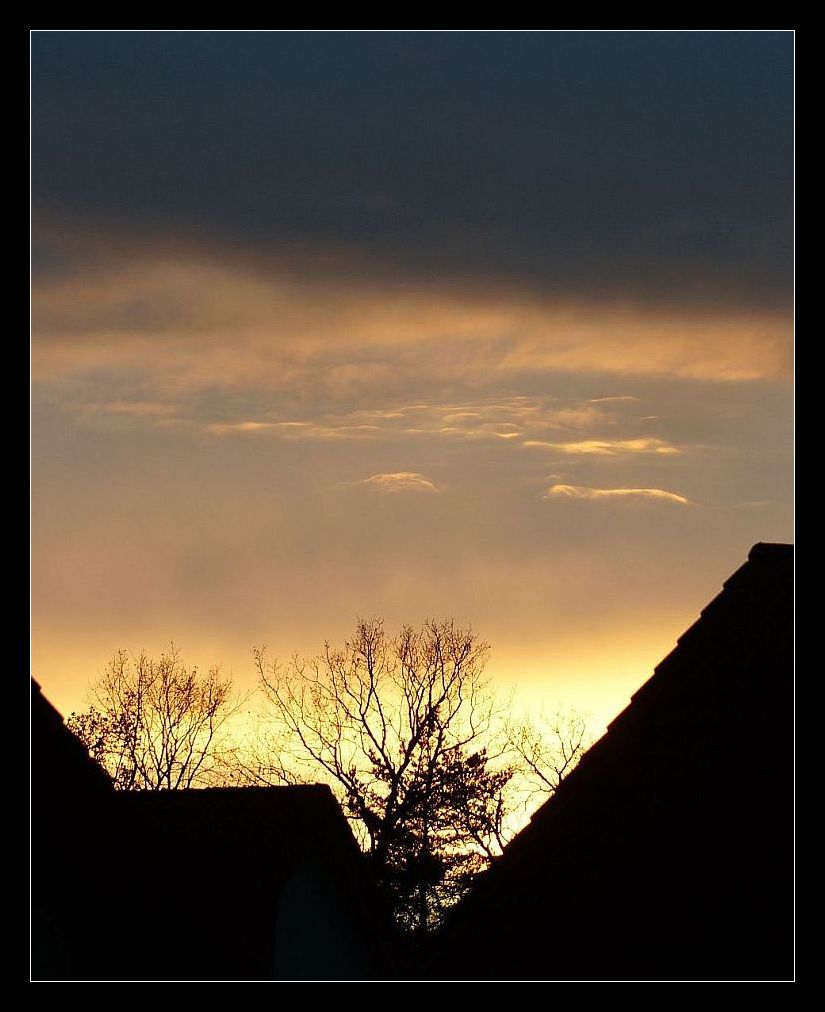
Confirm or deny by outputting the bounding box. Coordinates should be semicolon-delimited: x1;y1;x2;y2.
31;31;793;307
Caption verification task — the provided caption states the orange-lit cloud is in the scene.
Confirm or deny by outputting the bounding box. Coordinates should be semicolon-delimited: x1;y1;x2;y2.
198;398;627;447
206;421;277;434
524;438;680;456
207;421;381;440
77;400;179;418
359;472;438;494
30;256;792;739
31;254;792;395
545;485;689;505
588;396;640;404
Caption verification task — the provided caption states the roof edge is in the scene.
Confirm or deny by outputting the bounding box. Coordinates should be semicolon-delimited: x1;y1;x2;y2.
748;541;793;561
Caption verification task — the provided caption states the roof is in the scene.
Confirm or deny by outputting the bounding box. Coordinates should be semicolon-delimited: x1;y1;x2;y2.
31;683;396;980
424;543;794;981
31;678;113;803
31;679;116;980
108;785;392;980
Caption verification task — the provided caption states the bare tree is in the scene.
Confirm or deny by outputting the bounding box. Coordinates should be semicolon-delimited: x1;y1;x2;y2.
67;645;245;790
505;708;591;802
254;617;513;936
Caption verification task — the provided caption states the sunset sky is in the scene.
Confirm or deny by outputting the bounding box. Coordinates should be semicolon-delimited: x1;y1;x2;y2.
31;31;793;733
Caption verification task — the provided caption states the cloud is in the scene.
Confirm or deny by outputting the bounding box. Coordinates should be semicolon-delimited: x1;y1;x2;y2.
359;472;438;494
29;33;793;742
124;395;649;448
545;484;689;504
207;421;276;434
524;438;680;456
77;400;178;417
32;33;792;311
588;396;640;404
31;252;792;396
206;420;381;439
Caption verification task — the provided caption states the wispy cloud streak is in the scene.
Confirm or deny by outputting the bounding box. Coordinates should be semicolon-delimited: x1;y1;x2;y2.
545;485;689;504
525;438;680;456
358;472;438;494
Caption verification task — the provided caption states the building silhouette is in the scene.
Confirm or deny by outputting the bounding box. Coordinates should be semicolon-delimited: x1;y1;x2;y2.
31;682;395;981
423;543;794;981
32;543;794;980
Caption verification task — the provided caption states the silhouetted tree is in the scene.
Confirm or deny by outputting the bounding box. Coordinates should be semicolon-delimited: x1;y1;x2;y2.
67;645;243;790
505;708;591;801
254;617;513;936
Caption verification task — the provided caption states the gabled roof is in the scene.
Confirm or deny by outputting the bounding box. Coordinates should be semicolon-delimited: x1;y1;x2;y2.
110;785;393;980
31;678;113;803
425;543;794;981
31;683;396;981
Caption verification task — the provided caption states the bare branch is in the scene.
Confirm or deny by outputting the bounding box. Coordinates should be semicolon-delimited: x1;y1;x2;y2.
67;646;247;791
254;616;515;937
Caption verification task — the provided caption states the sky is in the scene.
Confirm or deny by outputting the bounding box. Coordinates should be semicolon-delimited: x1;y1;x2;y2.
31;30;793;734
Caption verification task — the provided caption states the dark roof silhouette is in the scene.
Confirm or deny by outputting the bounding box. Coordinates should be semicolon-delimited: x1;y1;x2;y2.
31;678;113;802
31;682;395;981
110;785;393;981
424;543;794;981
31;679;118;979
